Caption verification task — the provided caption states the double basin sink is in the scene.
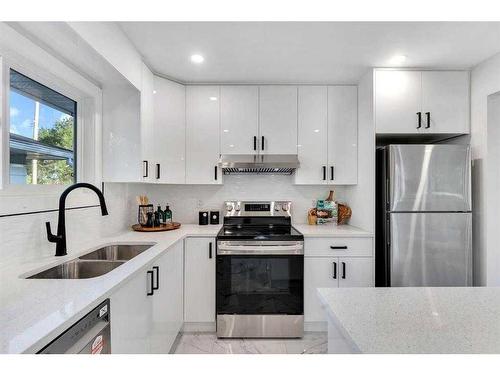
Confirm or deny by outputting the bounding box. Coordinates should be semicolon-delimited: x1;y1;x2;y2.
28;244;154;280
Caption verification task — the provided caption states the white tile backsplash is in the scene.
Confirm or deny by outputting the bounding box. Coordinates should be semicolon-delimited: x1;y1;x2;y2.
127;174;351;224
0;183;132;267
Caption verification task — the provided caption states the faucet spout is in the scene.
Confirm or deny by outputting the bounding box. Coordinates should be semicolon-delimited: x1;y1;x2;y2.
46;183;108;256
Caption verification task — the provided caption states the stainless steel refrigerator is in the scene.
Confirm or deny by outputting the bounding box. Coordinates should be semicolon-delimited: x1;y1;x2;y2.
376;144;472;287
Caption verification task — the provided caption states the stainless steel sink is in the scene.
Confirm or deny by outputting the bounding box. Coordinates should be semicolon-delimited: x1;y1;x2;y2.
78;244;152;261
28;260;125;279
28;243;154;279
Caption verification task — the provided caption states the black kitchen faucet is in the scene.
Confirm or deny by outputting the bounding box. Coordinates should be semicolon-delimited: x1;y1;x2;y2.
46;183;108;256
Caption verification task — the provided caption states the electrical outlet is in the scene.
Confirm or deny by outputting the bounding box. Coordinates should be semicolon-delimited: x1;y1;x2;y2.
197;199;203;208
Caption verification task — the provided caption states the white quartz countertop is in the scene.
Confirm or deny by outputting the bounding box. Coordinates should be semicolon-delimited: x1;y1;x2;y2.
0;224;221;354
318;287;500;354
293;224;373;237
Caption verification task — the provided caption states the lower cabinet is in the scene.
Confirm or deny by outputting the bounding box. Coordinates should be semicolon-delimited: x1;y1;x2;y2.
110;241;184;354
184;237;216;323
304;256;373;323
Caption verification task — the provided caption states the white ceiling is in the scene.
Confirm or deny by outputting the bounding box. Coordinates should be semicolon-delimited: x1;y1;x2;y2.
119;22;500;84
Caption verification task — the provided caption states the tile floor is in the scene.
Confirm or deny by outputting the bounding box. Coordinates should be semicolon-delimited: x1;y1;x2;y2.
173;332;328;354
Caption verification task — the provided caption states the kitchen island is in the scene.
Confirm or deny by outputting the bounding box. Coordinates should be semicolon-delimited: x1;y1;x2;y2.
317;287;500;354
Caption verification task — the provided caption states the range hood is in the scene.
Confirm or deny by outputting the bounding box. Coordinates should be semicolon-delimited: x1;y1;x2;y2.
218;154;300;175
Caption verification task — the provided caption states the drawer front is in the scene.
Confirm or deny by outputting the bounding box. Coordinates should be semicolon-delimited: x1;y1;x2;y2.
304;237;373;257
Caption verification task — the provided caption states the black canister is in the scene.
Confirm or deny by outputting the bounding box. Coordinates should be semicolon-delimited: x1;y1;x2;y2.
210;211;220;225
199;211;209;225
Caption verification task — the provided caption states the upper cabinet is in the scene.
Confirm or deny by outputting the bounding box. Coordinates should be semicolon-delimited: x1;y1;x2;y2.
220;86;259;154
185;86;222;184
153;76;186;184
259;86;298;154
140;63;156;183
375;70;470;134
327;86;358;185
295;86;358;185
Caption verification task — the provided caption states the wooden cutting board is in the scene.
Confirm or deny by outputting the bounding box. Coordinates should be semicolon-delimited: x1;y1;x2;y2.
131;222;181;232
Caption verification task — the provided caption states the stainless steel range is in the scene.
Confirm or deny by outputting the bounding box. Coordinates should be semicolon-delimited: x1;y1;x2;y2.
216;201;304;338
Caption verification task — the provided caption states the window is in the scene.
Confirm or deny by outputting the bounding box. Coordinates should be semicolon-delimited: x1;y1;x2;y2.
9;69;77;185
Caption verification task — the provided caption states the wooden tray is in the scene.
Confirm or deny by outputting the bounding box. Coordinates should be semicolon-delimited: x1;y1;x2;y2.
131;222;181;232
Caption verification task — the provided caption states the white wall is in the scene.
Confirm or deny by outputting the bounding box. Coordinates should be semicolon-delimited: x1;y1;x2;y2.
127;176;357;226
470;51;500;286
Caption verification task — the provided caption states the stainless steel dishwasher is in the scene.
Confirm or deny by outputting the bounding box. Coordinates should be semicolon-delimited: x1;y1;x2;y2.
38;299;111;354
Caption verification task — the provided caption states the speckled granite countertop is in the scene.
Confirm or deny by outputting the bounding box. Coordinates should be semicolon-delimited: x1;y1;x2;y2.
318;287;500;354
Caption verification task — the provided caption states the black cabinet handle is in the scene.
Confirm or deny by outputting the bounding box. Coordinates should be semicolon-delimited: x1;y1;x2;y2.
147;270;154;296
332;262;337;279
253;136;257;151
261;136;264;151
330;245;348;250
425;112;431;129
209;242;213;259
416;112;422;129
143;160;149;178
330;166;334;181
322;166;326;181
342;262;346;279
152;266;159;290
214;166;218;181
156;164;160;180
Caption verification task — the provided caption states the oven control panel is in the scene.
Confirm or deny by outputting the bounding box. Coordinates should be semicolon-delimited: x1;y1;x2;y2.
224;201;291;217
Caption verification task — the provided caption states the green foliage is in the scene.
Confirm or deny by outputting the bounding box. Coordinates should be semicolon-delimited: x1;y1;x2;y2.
26;117;75;185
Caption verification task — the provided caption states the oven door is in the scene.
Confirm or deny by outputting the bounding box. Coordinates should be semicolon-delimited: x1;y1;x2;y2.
216;241;304;315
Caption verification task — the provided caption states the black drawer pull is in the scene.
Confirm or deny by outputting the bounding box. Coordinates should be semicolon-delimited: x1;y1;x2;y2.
209;242;213;259
425;112;431;129
214;166;218;181
342;262;346;279
147;270;154;296
143;160;149;178
261;136;265;151
330;166;334;181
152;266;159;290
330;245;348;250
416;112;422;129
253;136;257;151
156;164;160;180
332;262;337;279
322;166;326;181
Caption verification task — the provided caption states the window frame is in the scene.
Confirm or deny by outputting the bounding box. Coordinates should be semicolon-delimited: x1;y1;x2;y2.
1;56;86;195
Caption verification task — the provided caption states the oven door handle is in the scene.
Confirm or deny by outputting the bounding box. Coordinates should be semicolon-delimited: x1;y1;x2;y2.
217;243;304;255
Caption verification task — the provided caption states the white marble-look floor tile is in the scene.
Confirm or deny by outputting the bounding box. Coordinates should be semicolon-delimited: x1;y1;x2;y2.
174;332;327;354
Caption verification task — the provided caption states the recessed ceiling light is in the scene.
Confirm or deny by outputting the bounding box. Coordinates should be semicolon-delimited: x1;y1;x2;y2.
223;129;229;133
209;96;218;101
389;55;407;65
190;54;204;64
314;129;320;133
153;90;157;94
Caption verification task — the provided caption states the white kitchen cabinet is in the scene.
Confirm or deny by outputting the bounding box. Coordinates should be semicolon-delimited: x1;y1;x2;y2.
150;241;184;353
327;86;358;185
111;244;184;354
421;71;470;134
375;70;470;134
304;257;338;322
186;86;222;184
337;257;374;288
184;237;216;323
295;86;328;184
153;76;186;183
110;264;153;353
259;86;298;154
220;86;259;154
140;63;156;182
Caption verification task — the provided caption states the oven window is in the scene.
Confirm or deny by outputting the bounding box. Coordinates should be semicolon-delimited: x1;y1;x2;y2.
216;255;303;314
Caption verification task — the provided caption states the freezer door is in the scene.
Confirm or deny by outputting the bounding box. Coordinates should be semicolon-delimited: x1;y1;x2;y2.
389;145;471;212
390;213;472;286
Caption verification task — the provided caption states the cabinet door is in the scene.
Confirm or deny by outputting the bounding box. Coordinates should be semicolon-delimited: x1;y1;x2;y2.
186;86;222;184
375;70;422;134
421;71;470;134
150;241;184;353
110;266;154;353
153;76;186;183
295;86;328;185
259;86;298;154
140;63;155;183
338;257;374;288
184;238;216;322
304;257;339;322
220;86;259;154
327;86;358;184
